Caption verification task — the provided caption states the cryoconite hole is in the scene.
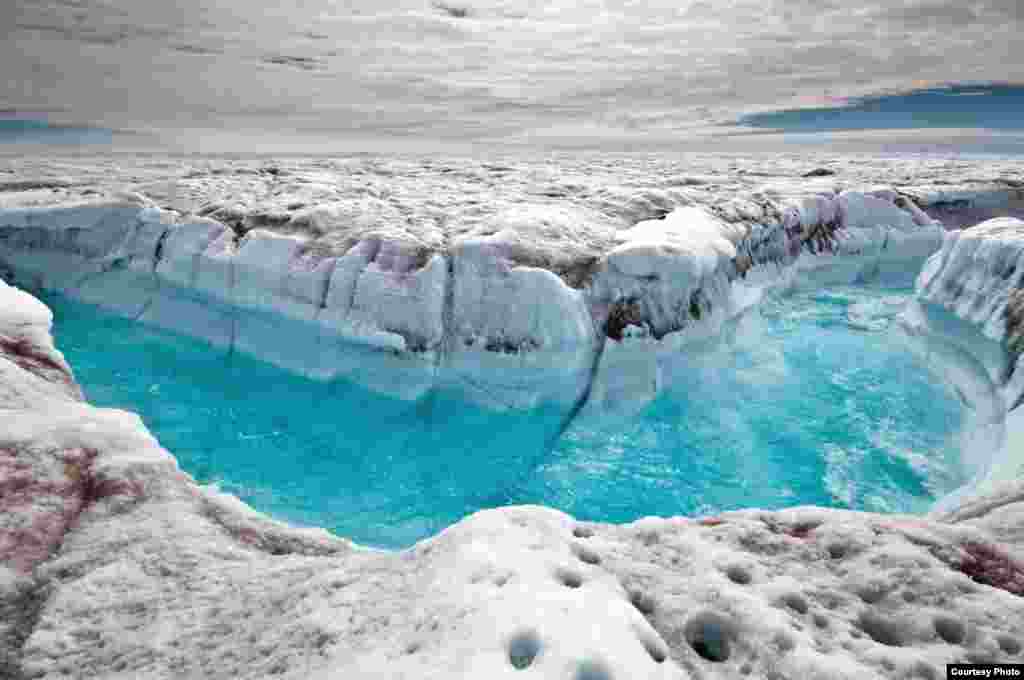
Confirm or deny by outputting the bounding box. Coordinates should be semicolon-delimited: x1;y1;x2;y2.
44;285;968;549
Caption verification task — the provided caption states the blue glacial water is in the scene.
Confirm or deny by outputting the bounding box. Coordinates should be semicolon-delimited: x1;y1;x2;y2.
44;285;968;549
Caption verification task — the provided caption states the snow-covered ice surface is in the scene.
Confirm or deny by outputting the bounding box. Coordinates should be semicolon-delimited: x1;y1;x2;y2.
2;152;1024;678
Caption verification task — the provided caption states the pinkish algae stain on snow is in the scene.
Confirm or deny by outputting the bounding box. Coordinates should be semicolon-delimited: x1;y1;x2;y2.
0;333;79;397
0;446;142;574
956;541;1024;597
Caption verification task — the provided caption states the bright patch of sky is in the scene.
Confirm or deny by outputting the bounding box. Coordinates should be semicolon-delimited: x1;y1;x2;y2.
1;0;1022;151
737;84;1024;132
0;118;113;146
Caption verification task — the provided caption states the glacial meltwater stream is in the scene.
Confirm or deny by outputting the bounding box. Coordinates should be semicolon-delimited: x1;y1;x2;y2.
45;285;969;549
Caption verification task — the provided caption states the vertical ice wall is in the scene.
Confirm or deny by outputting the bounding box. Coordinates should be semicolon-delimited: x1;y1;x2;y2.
909;217;1024;508
0;185;974;417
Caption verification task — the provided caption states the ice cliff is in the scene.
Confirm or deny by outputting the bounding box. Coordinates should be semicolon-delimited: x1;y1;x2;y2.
905;216;1024;507
8;154;1018;411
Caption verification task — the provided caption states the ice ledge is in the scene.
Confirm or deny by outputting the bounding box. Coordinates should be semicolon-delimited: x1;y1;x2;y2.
1;283;1022;678
0;183;956;410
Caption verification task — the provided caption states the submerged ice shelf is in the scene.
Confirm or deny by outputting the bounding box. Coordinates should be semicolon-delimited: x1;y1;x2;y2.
45;284;966;547
537;286;967;520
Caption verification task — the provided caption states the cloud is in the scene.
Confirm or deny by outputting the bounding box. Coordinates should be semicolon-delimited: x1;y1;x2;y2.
261;55;322;71
432;2;472;19
2;0;1022;150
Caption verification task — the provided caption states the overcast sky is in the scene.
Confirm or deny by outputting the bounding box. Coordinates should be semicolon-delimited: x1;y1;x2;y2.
2;0;1023;152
